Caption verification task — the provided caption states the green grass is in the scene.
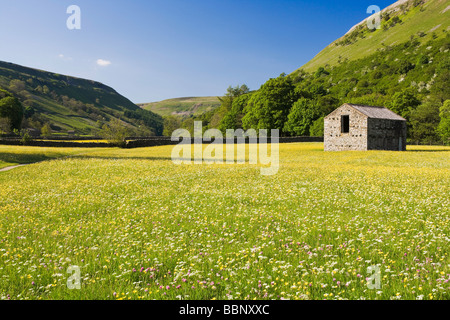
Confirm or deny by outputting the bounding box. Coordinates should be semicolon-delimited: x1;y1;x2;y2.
140;96;221;118
0;60;163;135
0;146;110;169
299;0;450;73
0;143;449;300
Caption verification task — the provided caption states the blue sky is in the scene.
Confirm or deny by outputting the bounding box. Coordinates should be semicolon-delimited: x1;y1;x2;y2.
0;0;394;103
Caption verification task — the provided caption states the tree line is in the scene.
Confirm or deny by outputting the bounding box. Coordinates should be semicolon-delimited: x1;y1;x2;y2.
169;31;449;145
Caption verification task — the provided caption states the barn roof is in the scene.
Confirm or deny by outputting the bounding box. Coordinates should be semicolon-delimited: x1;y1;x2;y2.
345;104;406;121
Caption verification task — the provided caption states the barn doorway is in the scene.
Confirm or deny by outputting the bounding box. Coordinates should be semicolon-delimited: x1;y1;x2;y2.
341;115;350;133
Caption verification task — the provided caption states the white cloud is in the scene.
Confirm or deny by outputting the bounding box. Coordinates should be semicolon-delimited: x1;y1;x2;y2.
58;54;73;61
96;59;112;67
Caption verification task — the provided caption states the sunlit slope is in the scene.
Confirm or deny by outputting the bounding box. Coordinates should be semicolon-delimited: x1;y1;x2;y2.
0;61;163;134
139;96;221;117
299;0;450;73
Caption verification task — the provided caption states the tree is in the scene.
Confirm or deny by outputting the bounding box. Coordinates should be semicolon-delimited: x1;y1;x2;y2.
347;94;386;108
283;98;320;136
310;117;325;137
0;118;11;134
394;60;414;74
314;67;329;78
41;123;52;137
209;84;250;129
217;84;250;112
409;101;441;144
20;130;32;145
163;116;182;137
0;89;24;131
242;74;297;131
431;70;450;103
219;93;252;132
99;118;130;147
388;89;421;118
437;100;450;145
9;79;26;93
316;95;340;116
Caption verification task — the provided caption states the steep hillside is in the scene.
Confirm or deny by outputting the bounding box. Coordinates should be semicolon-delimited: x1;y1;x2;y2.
300;0;450;73
0;61;163;135
206;0;449;144
139;96;221;118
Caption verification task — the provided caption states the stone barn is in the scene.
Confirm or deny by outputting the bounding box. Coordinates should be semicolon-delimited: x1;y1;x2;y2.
324;103;407;151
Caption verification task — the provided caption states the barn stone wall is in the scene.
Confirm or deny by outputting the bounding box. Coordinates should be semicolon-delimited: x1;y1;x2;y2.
324;105;368;151
367;118;407;151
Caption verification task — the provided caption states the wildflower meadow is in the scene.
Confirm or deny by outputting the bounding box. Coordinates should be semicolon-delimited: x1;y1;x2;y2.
0;143;448;300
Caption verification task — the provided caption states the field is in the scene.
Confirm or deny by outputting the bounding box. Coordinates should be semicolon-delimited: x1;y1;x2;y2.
0;146;106;170
0;143;449;300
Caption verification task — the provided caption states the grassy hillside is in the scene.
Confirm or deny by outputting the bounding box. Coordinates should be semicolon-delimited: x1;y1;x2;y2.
139;96;221;118
0;61;163;135
205;0;449;144
300;0;450;73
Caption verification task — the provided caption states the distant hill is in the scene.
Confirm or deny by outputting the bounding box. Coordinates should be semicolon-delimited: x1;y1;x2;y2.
299;0;450;73
139;96;221;118
0;60;163;135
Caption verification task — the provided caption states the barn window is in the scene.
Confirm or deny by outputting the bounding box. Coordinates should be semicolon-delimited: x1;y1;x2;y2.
341;115;350;133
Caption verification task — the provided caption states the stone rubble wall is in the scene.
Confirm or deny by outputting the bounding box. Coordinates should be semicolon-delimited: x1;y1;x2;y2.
324;105;368;151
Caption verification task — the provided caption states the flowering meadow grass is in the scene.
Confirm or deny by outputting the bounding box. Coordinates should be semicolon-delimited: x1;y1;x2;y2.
0;143;449;300
0;146;105;170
